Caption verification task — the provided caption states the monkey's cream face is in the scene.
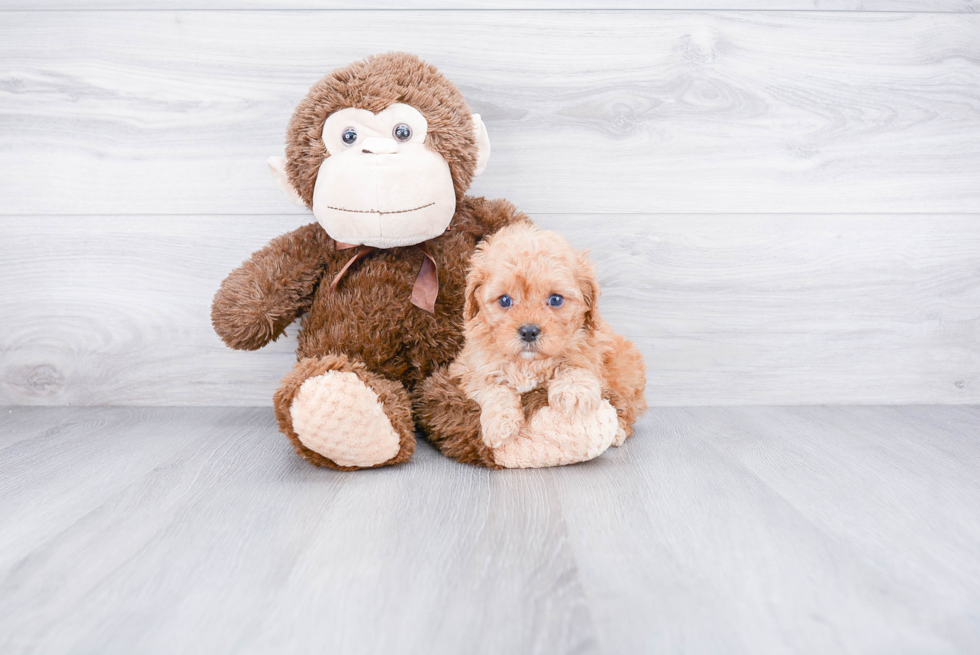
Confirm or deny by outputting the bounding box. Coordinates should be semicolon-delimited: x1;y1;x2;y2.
311;103;457;249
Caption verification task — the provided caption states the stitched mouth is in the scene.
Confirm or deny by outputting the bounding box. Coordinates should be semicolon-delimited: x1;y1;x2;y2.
324;202;435;216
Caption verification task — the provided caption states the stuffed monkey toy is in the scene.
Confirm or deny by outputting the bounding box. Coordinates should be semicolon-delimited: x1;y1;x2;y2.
212;52;625;470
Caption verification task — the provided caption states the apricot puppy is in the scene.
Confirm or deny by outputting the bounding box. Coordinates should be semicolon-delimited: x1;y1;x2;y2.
449;222;647;453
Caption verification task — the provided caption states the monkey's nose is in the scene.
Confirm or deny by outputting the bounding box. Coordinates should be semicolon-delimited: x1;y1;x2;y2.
518;324;541;343
360;137;399;154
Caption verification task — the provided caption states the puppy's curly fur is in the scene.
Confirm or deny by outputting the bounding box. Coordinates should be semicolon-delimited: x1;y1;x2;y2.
416;223;647;467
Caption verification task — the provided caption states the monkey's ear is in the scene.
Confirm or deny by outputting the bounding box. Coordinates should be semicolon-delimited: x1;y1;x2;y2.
472;114;491;177
577;251;601;333
463;249;487;323
267;156;306;207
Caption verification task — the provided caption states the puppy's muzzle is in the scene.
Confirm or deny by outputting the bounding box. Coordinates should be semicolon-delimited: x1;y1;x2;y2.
518;324;541;343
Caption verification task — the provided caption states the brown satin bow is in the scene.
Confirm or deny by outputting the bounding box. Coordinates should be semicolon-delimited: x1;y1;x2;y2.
330;241;439;313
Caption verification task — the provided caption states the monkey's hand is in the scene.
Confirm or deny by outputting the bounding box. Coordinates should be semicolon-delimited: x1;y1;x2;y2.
476;385;525;450
548;368;603;416
211;223;332;351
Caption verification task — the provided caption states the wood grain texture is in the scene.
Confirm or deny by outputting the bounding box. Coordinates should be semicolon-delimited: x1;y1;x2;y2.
554;404;980;653
1;11;979;215
2;405;979;653
3;1;978;10
1;213;977;406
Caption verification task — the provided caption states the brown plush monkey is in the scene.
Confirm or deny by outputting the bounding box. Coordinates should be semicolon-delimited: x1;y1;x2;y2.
211;52;529;470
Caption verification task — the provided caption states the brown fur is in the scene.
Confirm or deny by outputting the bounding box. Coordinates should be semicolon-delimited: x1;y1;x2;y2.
416;224;647;466
413;369;552;469
211;53;529;469
414;367;499;469
284;52;479;208
212;222;332;351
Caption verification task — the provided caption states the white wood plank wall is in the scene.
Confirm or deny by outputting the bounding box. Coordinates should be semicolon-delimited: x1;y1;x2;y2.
0;7;978;405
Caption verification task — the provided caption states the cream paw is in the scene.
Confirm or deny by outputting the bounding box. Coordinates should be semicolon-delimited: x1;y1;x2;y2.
480;407;524;450
547;375;603;416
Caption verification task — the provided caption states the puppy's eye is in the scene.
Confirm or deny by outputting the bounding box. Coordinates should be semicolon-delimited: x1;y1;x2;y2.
393;123;412;142
342;127;358;145
548;294;564;308
498;295;513;308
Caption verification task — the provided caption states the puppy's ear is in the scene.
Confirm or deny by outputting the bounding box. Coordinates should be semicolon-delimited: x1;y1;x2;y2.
577;251;601;333
463;247;487;323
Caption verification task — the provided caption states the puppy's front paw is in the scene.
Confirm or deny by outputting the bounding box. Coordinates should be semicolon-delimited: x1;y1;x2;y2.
481;409;524;449
548;378;603;415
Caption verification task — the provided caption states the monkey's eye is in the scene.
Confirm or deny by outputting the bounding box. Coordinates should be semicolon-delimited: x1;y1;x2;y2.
548;294;564;308
393;123;412;142
341;127;358;146
498;295;513;309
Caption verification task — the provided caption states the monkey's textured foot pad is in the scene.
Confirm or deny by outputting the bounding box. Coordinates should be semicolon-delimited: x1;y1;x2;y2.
290;370;401;468
492;399;619;469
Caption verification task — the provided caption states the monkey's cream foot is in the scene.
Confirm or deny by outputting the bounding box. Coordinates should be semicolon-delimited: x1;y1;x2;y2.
491;399;619;469
289;370;401;468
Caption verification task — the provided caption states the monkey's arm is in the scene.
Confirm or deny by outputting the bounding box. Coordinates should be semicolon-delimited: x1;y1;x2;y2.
211;222;335;351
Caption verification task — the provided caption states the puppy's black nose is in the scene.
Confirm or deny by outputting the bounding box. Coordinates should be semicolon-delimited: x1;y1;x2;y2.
518;324;541;342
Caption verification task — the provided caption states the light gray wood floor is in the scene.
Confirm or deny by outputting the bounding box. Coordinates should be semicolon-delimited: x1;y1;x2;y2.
1;405;978;654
